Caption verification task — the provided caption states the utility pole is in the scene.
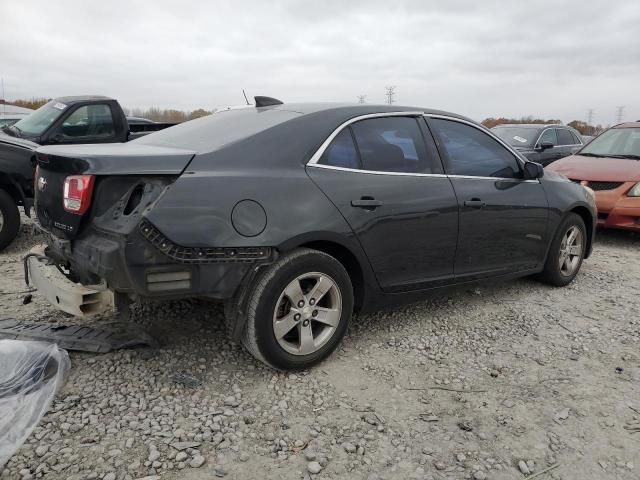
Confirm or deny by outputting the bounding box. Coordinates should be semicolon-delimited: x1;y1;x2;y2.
616;105;624;124
357;95;366;104
586;109;594;135
385;86;396;105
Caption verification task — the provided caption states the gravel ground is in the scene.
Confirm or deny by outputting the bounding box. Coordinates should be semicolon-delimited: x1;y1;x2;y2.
1;216;639;480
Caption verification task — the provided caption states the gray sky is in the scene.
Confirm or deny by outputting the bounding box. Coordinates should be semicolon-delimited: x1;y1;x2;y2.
2;0;639;125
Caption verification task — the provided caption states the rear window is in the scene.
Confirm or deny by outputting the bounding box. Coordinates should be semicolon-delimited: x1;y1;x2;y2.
134;107;301;153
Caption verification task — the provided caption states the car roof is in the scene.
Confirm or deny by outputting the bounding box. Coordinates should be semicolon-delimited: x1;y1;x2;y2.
0;104;34;114
54;95;114;104
493;123;564;129
613;121;640;129
267;102;472;120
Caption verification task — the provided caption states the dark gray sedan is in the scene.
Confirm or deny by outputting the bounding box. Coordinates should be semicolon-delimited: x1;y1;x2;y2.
30;100;596;370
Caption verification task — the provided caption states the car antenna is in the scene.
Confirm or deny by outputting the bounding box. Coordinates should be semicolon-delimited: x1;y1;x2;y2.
242;89;250;106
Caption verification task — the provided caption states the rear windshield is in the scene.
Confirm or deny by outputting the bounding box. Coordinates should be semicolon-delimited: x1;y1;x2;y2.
134;107;301;153
491;126;539;147
580;127;640;157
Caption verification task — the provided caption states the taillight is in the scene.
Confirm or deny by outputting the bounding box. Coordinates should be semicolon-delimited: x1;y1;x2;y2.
63;175;95;215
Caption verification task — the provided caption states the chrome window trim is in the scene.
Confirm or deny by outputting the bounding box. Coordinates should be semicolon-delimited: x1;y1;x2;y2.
305;111;540;183
306;111;427;166
307;162;449;178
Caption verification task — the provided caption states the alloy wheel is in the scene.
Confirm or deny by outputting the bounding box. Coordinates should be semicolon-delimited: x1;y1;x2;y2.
272;272;342;356
558;225;583;276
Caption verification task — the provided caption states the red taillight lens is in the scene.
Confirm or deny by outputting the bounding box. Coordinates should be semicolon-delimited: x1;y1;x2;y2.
63;175;95;215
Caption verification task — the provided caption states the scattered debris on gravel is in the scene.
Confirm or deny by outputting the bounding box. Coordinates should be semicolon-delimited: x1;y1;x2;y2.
1;217;639;479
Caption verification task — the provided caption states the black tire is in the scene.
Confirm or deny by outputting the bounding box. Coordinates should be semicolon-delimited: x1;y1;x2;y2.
0;189;20;251
241;248;353;370
537;213;587;287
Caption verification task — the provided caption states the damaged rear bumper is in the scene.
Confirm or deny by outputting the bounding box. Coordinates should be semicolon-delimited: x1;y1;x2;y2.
32;221;275;311
25;245;114;316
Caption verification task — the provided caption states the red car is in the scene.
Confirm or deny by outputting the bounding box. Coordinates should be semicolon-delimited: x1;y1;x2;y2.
547;122;640;231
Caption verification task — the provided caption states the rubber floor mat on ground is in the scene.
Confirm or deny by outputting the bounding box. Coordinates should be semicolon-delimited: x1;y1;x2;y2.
0;319;158;353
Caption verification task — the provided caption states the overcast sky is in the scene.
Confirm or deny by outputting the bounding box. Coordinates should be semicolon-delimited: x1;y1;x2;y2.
2;1;639;125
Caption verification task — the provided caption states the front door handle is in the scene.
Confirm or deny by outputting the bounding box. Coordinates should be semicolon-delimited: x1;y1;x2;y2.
464;199;486;208
351;197;383;210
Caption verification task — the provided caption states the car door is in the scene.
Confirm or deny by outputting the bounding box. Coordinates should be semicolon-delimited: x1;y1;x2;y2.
426;116;549;280
46;104;118;145
306;114;459;292
536;127;562;165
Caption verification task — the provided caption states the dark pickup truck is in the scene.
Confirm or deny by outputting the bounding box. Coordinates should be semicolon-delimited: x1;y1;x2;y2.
0;96;174;250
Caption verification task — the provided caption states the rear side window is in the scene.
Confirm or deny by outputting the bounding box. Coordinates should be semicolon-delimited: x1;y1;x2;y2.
351;117;439;173
319;128;360;169
61;104;115;138
557;128;576;145
430;118;521;179
538;128;557;146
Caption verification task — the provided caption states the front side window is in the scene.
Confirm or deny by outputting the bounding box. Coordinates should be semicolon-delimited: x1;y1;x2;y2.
538;128;557;146
556;129;576;146
570;131;582;145
430;118;521;178
350;117;437;173
61;104;115;138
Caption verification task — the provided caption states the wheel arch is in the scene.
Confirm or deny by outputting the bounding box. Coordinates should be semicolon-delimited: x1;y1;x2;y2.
278;231;373;313
0;172;30;215
569;205;594;259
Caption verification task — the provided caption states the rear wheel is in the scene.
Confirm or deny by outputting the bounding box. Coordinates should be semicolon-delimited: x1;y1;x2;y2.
537;213;586;286
242;248;353;370
0;189;20;251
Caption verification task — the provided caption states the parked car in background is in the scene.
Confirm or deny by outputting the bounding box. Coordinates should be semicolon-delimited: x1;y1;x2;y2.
0;104;34;128
548;121;640;231
581;135;595;145
491;124;583;166
0;96;176;250
28;99;595;370
126;116;156;125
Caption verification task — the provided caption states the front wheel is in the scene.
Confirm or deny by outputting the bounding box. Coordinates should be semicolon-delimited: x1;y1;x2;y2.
0;189;20;251
537;213;586;287
241;248;353;370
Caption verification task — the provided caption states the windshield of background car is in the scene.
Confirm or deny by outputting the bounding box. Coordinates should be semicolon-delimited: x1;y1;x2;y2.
580;127;640;157
0;118;19;128
12;100;67;136
134;107;300;153
491;126;539;147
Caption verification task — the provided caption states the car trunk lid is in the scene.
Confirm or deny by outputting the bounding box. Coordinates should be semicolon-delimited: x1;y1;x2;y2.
35;143;195;239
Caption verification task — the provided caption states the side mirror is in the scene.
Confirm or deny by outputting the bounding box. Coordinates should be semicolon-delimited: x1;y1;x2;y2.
537;141;554;151
47;132;65;144
523;161;544;179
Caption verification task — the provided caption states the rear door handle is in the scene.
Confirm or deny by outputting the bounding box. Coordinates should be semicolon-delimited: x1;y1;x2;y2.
464;199;486;208
351;197;383;210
